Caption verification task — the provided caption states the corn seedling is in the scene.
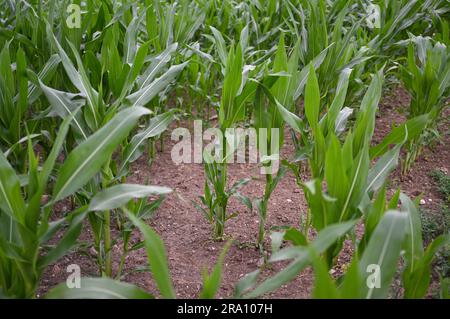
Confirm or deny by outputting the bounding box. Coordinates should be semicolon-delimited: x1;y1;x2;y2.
196;29;255;240
399;36;450;172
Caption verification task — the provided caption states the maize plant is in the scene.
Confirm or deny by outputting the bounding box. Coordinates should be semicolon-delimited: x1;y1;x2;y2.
196;27;257;240
279;66;409;266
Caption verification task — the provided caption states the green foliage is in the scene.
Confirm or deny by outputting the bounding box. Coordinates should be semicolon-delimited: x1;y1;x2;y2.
0;0;448;300
399;36;450;172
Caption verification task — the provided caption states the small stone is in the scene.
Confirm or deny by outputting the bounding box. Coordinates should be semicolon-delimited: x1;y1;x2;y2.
286;199;292;203
257;258;264;267
420;199;426;205
428;198;432;202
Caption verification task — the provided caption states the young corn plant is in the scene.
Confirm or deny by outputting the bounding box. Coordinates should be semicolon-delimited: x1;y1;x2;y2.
0;43;27;153
87;184;172;280
277;66;409;266
197;28;255;240
258;53;357;241
276;63;364;182
251;34;298;249
0;42;60;171
0;107;149;298
399;36;450;172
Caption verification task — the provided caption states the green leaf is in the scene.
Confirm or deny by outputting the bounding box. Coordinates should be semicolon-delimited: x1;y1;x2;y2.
293;44;332;101
353;68;384;153
127;62;187;107
199;241;231;298
120;110;176;172
39;81;88;139
219;44;243;128
0;150;26;224
52;107;150;203
47;27;99;129
16;47;28;114
45;278;153;299
123;15;142;65
126;210;175;299
339;257;363;298
210;26;228;67
89;184;172;211
359;211;407;299
138;43;178;89
326;68;352;134
370;114;429;159
284;228;308;246
366;143;402;194
40;113;75;186
304;63;320;132
28;54;61;104
400;193;424;274
310;248;339;298
234;270;260;298
38;207;88;269
334;107;353;135
403;234;450;298
275;97;304;133
325;135;349;217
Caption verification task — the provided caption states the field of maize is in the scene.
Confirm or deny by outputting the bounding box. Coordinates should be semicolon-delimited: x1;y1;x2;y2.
0;0;449;300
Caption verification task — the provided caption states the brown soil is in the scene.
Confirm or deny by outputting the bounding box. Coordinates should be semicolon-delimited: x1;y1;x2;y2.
38;86;449;299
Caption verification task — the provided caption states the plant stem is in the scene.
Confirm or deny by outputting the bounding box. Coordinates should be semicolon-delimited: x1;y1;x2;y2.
216;159;228;240
160;133;164;152
97;241;103;276
116;233;130;280
214;206;224;240
104;209;112;277
258;173;273;248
